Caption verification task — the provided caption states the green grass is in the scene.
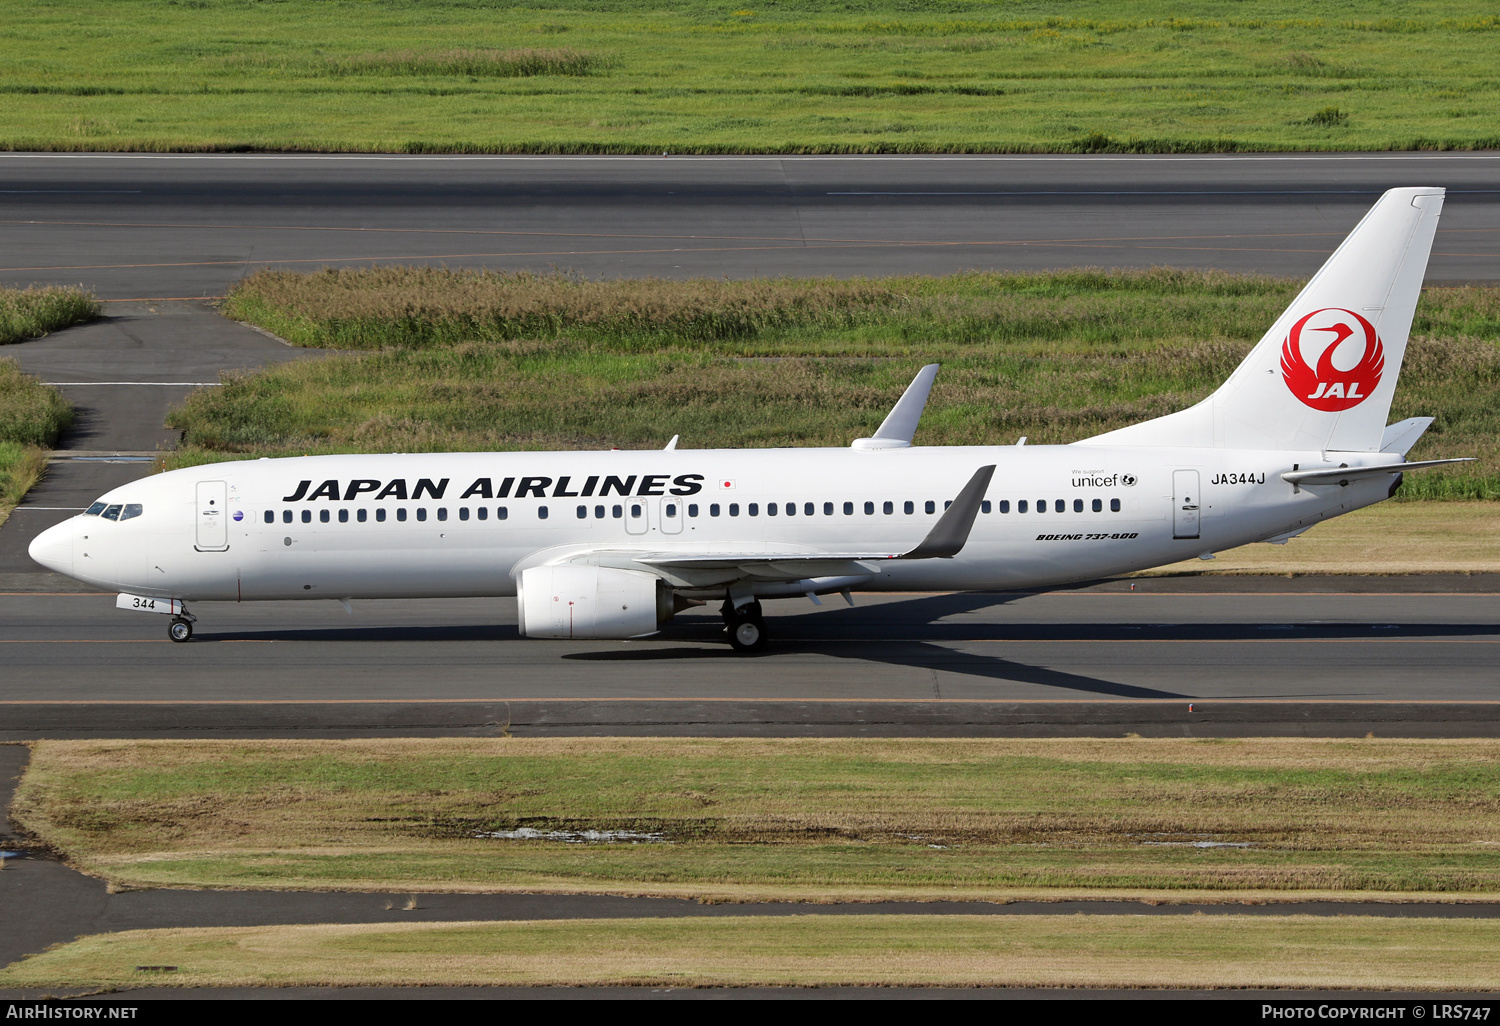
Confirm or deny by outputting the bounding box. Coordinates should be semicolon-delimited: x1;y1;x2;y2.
3;1;1500;153
0;286;99;346
0;356;75;525
14;738;1500;900
184;268;1500;499
5;915;1500;990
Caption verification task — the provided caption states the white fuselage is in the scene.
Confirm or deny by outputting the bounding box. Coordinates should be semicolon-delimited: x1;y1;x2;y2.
33;444;1400;603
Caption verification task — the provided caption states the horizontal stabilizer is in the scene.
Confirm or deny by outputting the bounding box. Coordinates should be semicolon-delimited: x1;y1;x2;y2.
1282;458;1473;487
1380;417;1434;456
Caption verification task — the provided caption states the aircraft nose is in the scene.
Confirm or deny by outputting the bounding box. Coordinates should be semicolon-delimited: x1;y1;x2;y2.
28;519;74;575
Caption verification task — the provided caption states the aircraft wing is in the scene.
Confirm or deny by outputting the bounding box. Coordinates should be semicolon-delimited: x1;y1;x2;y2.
542;465;996;586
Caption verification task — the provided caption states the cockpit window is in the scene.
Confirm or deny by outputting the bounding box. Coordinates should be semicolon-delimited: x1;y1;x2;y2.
85;502;107;516
101;504;122;521
119;503;143;522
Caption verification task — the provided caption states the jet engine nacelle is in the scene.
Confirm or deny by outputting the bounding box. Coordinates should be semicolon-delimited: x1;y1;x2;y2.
516;565;664;639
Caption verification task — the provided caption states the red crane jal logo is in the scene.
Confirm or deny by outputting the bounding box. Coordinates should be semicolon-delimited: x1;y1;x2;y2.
1280;307;1384;412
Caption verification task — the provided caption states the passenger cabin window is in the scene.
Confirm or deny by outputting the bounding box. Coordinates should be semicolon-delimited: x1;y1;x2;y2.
864;501;874;515
688;504;699;517
824;502;833;516
459;507;470;521
710;503;721;517
85;502;106;516
748;503;759;516
437;508;447;522
844;502;853;515
981;500;992;514
358;509;368;522
904;501;914;515
283;510;293;523
612;504;623;519
767;503;777;517
320;510;330;523
338;509;349;523
1110;498;1121;512
595;505;605;519
1092;499;1102;512
539;506;549;519
416;508;427;522
577;505;587;519
497;507;508;520
478;507;488;521
1018;500;1028;513
1074;499;1083;513
1055;499;1065;513
999;500;1009;513
397;509;407;522
120;504;143;522
925;500;935;514
729;503;740;516
377;508;387;522
302;510;312;524
883;501;893;515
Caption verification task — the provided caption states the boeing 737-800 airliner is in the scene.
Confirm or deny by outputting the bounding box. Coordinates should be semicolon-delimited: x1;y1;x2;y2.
29;187;1471;651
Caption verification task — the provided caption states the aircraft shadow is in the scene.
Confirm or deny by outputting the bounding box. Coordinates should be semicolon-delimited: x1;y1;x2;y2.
198;589;1493;702
563;641;1189;700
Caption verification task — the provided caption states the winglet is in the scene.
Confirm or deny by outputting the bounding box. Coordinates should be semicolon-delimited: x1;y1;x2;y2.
664;434;679;451
899;465;995;560
852;364;939;450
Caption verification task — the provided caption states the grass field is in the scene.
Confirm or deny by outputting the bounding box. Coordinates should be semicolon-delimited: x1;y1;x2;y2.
14;738;1500;901
191;268;1500;500
1144;501;1500;574
0;286;98;348
3;1;1500;153
0;356;76;528
4;914;1498;990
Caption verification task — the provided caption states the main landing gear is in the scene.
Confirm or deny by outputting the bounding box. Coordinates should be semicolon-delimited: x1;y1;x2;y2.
721;598;767;654
168;617;193;643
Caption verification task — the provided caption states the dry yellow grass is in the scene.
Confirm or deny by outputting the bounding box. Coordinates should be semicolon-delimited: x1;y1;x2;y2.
15;738;1500;900
3;915;1498;990
1145;501;1500;576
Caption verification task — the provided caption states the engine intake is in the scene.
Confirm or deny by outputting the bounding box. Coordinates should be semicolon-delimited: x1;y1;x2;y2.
517;565;665;640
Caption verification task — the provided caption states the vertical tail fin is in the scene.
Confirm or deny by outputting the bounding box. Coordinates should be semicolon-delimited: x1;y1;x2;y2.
1083;187;1444;452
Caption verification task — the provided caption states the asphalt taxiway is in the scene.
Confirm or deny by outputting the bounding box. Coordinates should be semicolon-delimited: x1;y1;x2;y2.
1;582;1497;738
3;152;1499;298
1;153;1497;738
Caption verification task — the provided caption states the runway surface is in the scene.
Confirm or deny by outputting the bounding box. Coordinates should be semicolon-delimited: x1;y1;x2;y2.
2;582;1497;737
1;153;1498;740
2;152;1499;298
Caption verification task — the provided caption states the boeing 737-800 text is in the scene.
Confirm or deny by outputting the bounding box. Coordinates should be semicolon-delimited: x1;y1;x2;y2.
28;187;1471;651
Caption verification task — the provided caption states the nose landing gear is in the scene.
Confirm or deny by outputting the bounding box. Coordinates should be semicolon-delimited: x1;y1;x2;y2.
721;598;767;654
